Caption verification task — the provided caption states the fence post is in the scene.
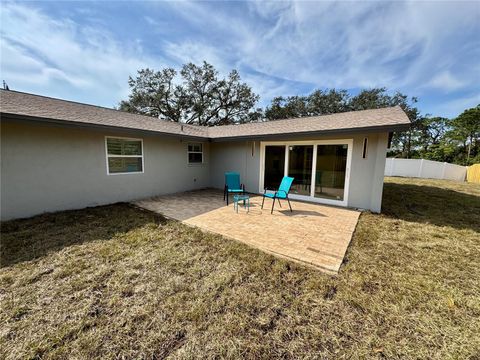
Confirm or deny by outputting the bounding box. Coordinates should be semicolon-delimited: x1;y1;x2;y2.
441;162;447;180
418;159;424;178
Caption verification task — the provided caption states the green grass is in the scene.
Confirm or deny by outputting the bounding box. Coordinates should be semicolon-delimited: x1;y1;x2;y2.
1;177;479;359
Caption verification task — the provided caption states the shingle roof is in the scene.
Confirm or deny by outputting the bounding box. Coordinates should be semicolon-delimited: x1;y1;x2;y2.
208;106;410;139
0;90;208;139
1;90;411;140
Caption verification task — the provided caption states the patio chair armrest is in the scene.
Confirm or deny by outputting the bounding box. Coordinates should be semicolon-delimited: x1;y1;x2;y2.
276;189;288;196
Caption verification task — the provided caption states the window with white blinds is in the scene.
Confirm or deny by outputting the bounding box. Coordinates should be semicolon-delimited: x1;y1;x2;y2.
105;137;144;175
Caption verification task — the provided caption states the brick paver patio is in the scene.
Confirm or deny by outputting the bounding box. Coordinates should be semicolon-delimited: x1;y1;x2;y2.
134;189;360;274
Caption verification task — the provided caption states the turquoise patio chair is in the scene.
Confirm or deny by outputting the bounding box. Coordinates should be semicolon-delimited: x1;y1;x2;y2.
224;172;245;205
261;176;294;214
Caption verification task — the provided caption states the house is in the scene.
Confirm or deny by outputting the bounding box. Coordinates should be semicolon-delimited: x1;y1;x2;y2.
0;90;410;220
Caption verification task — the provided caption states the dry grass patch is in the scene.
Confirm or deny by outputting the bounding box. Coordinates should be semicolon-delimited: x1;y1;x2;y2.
1;178;479;359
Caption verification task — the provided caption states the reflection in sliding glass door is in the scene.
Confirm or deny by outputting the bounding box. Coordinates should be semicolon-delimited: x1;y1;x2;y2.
264;145;285;189
314;144;348;201
288;145;313;196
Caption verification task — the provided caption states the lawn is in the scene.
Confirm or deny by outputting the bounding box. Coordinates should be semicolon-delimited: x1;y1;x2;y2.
1;177;479;359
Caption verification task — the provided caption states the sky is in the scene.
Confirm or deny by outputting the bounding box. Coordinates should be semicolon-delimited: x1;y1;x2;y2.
1;1;479;118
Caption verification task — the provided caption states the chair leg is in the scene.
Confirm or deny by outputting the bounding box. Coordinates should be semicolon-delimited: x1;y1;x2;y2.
226;192;229;205
287;196;292;212
261;195;265;209
277;198;282;208
271;196;276;214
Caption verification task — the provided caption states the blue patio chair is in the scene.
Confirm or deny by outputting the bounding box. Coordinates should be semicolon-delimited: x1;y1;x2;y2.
224;172;245;205
261;176;294;214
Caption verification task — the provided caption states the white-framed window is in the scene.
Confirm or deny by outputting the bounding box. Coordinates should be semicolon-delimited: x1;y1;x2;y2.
105;136;144;175
188;143;203;164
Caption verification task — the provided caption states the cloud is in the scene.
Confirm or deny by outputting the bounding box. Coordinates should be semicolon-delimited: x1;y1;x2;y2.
435;93;480;118
0;2;161;107
163;0;479;117
162;0;479;95
163;41;233;74
252;1;478;90
426;71;467;92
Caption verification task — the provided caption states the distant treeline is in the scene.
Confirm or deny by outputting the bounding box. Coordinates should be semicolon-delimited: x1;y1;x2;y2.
120;62;479;166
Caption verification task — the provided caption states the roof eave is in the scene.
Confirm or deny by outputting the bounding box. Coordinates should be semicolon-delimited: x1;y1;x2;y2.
1;111;411;142
209;123;411;142
0;112;210;141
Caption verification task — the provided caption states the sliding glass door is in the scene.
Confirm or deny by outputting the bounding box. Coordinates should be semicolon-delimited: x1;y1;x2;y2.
264;146;285;189
288;145;313;196
260;140;352;206
314;144;348;201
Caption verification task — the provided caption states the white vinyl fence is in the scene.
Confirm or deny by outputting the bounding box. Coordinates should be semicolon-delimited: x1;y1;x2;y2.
385;158;467;181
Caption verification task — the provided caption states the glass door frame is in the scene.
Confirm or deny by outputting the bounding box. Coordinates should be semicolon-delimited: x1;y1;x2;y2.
258;139;353;207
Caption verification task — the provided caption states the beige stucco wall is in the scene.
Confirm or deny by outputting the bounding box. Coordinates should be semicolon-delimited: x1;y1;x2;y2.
1;121;210;220
348;132;388;212
210;132;389;213
210;140;261;192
